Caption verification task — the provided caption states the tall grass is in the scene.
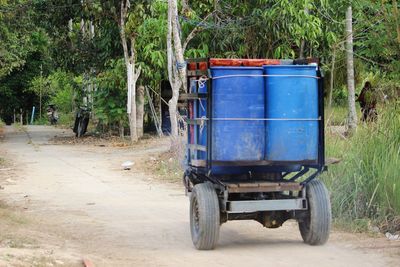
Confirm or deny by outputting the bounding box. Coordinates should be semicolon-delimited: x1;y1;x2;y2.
322;103;400;231
325;106;349;126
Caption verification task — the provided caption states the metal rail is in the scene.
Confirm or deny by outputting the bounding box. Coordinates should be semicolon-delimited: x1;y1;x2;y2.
227;199;307;213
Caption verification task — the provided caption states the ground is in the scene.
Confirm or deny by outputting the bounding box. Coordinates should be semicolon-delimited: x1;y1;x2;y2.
0;125;399;267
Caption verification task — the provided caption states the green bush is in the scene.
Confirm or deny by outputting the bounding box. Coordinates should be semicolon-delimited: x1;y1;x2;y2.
322;103;400;230
28;70;81;124
332;85;348;106
48;71;80;114
33;116;49;125
95;59;128;133
57;112;75;127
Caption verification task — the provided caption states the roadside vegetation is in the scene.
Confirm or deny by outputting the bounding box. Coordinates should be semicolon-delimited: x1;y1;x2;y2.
323;103;400;233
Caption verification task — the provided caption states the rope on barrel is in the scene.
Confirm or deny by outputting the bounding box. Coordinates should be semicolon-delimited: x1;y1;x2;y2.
193;74;320;88
192;117;321;121
197;75;208;89
199;116;207;134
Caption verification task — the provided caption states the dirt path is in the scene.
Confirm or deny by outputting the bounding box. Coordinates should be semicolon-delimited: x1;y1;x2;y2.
0;125;398;266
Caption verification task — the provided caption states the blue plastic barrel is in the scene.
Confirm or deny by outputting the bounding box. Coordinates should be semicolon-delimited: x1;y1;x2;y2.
263;65;319;161
197;79;207;160
210;67;265;161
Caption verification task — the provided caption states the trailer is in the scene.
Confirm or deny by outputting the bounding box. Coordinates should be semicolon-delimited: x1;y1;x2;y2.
180;58;331;250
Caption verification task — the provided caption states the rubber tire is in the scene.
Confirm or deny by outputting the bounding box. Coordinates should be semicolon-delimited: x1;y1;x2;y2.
190;182;220;250
76;119;83;137
82;118;89;134
299;179;331;245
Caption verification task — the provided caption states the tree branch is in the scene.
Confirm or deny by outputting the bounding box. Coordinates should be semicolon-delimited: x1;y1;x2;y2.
182;12;214;53
119;0;129;63
167;0;174;84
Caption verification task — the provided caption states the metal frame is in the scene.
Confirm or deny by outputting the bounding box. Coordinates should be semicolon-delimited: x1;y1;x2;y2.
227;198;307;213
182;59;329;235
182;58;326;224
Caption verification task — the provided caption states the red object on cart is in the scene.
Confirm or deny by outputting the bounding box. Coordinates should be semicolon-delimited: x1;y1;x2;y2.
209;58;280;67
209;58;242;66
242;59;280;66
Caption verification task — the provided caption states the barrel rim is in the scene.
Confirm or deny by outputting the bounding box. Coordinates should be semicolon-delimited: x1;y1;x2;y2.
263;65;317;69
210;66;264;70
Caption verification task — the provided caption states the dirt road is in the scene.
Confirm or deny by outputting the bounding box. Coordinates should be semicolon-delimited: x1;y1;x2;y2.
0;125;398;266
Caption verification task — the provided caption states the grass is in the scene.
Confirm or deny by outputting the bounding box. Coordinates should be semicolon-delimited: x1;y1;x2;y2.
57;112;74;127
322;103;400;232
0;157;6;167
325;106;349;126
325;105;363;126
0;201;29;226
149;151;182;183
32;116;49;125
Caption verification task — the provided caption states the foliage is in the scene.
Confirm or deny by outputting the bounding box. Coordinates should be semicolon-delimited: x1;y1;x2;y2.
27;70;80;119
323;103;400;230
136;1;168;88
181;0;323;58
0;0;32;78
47;71;80;113
95;59;127;129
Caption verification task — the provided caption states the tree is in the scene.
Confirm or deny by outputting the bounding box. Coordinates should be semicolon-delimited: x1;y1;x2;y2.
118;0;141;142
0;0;34;79
167;0;184;139
96;0;144;141
167;0;214;139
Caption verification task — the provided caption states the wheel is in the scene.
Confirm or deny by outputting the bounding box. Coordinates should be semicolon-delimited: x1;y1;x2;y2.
299;179;331;245
76;119;83;137
82;118;89;134
190;182;220;250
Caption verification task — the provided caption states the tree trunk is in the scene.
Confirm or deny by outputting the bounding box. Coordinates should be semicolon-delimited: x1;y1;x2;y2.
168;98;179;138
167;0;186;139
119;120;124;138
171;1;186;92
127;62;138;142
299;6;309;59
167;0;210;141
136;85;145;138
299;40;306;59
345;6;357;131
328;46;336;109
167;0;177;138
119;0;141;143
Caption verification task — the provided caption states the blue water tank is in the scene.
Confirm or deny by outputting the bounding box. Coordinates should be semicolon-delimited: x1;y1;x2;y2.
264;65;319;162
197;79;207;160
210;67;265;161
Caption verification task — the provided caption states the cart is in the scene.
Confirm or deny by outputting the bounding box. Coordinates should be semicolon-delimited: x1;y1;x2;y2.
181;58;331;250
